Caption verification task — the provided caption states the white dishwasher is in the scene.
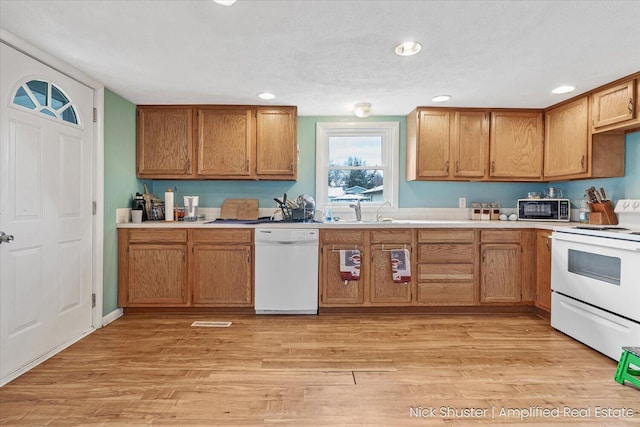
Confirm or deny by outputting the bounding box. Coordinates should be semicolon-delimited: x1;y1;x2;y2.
254;228;319;314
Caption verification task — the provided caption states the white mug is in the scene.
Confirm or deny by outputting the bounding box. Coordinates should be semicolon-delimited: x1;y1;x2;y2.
131;210;143;223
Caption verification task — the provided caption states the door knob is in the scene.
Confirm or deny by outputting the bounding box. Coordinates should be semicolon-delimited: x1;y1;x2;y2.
0;231;14;244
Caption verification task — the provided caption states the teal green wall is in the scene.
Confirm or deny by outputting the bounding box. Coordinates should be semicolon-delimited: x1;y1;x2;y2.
102;100;640;316
103;90;138;315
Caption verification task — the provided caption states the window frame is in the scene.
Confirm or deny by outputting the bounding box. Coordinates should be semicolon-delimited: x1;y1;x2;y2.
315;121;399;210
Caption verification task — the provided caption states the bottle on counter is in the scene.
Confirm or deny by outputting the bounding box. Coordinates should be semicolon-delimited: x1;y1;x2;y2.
579;195;590;223
324;203;332;222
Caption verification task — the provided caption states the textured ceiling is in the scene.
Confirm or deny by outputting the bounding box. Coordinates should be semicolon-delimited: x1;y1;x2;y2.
1;0;639;116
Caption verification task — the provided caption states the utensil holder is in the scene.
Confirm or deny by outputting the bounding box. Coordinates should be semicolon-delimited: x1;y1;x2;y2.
589;201;618;225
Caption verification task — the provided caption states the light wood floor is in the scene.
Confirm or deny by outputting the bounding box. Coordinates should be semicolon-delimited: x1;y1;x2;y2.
1;313;638;426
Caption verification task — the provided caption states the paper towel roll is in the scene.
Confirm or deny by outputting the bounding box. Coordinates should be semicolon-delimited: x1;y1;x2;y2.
164;189;174;221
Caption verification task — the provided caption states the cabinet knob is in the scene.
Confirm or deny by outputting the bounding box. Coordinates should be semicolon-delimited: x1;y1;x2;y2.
491;161;496;173
455;161;459;173
445;161;450;173
581;155;585;169
246;159;249;171
629;97;634;114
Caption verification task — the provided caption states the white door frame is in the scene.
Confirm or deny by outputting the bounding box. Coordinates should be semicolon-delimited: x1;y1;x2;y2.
1;29;105;330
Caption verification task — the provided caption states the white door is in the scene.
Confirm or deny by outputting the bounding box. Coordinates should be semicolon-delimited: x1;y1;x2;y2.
0;43;94;383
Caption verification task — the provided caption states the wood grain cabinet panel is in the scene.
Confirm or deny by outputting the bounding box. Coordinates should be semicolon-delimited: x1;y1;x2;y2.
544;97;589;178
196;108;253;178
127;244;188;306
451;111;489;178
489;111;543;180
370;244;412;304
406;109;451;179
255;108;297;179
480;243;521;303
535;230;552;312
137;107;194;178
320;244;365;305
192;245;252;306
592;79;636;129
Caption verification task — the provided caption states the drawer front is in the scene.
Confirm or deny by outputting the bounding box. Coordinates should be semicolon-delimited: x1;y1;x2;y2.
418;229;474;243
418;243;474;263
417;282;475;304
418;263;474;282
321;230;364;244
481;230;521;243
370;229;412;244
191;228;253;244
128;229;187;243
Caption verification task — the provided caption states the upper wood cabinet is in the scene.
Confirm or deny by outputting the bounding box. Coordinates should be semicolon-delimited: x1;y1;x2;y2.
196;108;254;178
544;96;625;180
544;97;589;178
406;108;489;180
592;78;638;132
137;107;195;179
255;108;297;179
489;111;543;180
137;105;297;180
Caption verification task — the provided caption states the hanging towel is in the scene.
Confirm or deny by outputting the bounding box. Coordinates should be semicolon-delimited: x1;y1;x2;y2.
391;249;411;283
339;249;361;281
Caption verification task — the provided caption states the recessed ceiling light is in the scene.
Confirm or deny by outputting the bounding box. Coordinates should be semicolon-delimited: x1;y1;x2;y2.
394;41;422;56
354;103;372;118
257;92;275;100
432;95;451;103
552;85;575;94
213;0;237;5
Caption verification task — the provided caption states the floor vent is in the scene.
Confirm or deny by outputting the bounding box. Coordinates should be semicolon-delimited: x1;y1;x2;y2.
191;321;232;328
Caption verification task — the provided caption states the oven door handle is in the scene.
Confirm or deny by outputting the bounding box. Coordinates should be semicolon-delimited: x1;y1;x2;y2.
551;233;640;252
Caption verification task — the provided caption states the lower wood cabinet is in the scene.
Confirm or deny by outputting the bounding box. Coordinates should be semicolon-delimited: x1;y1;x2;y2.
118;228;253;308
118;229;189;307
416;229;476;305
480;243;521;303
535;229;552;312
319;229;414;306
191;229;253;307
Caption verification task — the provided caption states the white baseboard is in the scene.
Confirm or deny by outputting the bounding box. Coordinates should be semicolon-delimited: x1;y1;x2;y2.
102;308;124;326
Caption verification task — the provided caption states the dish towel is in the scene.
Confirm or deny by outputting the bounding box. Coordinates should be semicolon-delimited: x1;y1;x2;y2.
339;249;361;281
391;249;411;283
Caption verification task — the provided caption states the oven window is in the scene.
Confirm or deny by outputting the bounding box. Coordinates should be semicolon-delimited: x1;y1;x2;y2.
568;249;621;286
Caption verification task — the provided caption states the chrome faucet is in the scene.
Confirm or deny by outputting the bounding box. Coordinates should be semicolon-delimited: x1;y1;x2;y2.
376;201;392;221
349;200;362;221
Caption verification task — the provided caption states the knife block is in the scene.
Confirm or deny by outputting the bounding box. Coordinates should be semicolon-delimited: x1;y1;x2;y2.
589;201;618;225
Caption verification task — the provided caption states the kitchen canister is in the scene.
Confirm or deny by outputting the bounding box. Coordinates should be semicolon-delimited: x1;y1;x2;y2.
164;189;174;221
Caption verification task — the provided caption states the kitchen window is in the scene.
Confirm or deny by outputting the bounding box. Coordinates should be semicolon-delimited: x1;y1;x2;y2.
316;122;399;209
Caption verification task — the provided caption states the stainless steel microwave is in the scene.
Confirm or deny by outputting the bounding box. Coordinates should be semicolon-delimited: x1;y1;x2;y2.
517;199;570;221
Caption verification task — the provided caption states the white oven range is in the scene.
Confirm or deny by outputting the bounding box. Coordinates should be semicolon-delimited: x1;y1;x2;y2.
550;199;640;361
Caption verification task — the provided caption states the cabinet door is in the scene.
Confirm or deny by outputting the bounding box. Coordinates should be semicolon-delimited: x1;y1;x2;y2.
480;244;521;303
535;231;552;312
489;111;543;179
451;111;489;178
192;245;252;306
127;244;188;306
255;108;297;179
544;97;589;178
592;79;635;129
416;109;451;178
320;245;365;305
137;107;194;178
196;108;254;178
370;245;412;304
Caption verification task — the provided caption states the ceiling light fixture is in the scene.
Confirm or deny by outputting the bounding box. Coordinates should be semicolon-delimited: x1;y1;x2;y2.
552;85;576;94
353;103;372;118
213;0;237;5
432;95;451;103
257;92;275;100
394;41;422;56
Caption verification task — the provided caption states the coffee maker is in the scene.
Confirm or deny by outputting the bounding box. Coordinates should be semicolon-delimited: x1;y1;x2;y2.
132;192;148;221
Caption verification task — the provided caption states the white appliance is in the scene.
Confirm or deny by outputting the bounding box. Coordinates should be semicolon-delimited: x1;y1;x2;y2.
254;228;319;314
550;199;640;361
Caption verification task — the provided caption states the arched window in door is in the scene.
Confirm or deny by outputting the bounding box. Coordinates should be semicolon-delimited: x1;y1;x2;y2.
12;79;79;125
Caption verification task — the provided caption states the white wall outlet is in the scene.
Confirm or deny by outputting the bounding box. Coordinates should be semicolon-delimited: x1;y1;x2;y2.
458;197;466;208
